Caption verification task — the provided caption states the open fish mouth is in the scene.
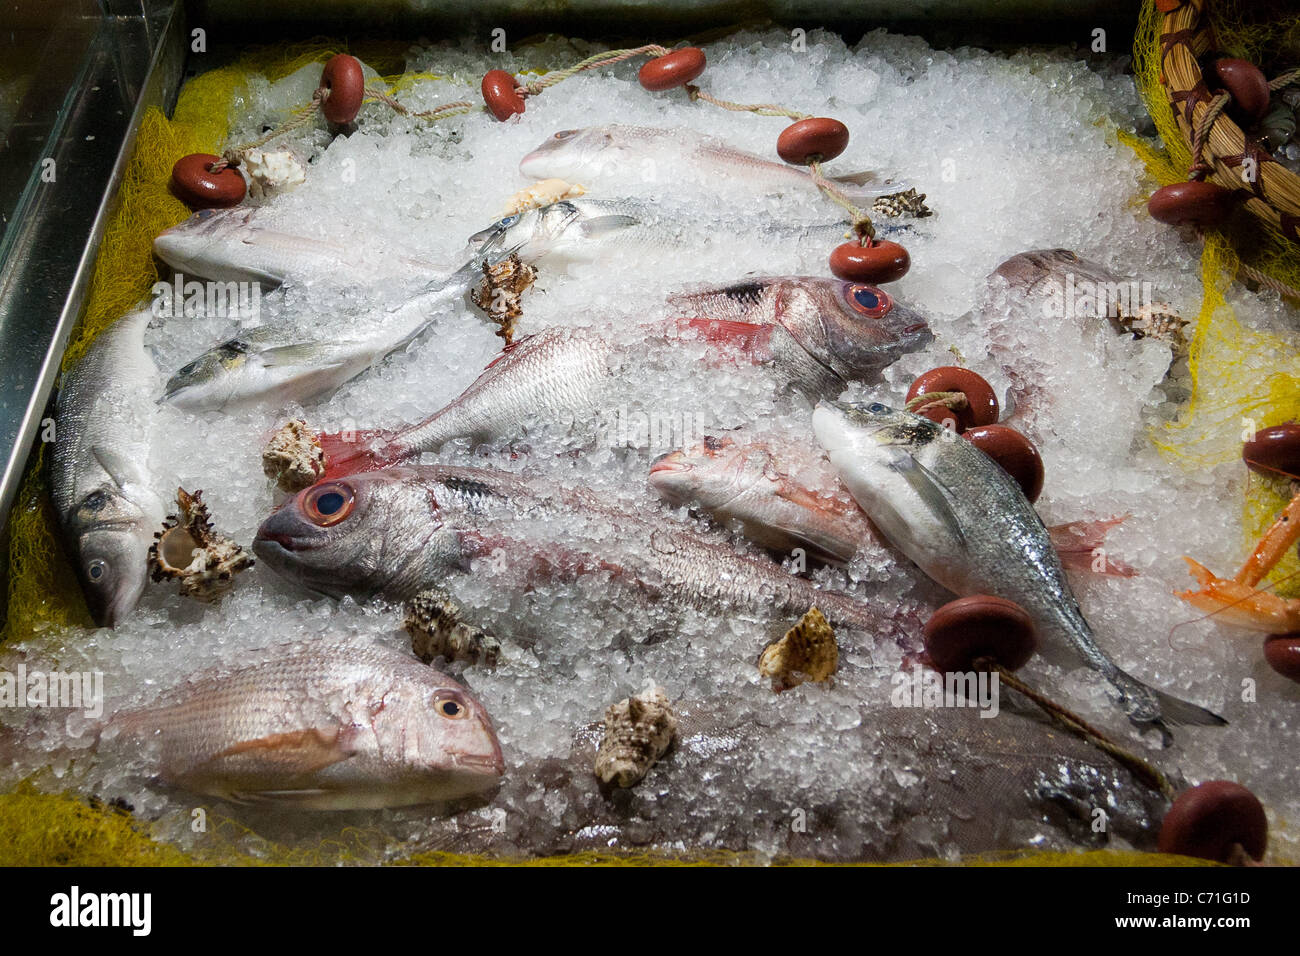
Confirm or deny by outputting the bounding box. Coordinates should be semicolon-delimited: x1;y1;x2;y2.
648;453;687;476
451;750;506;775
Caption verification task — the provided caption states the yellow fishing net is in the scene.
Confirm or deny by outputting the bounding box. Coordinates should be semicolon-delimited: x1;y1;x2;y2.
0;28;1273;866
1130;0;1300;596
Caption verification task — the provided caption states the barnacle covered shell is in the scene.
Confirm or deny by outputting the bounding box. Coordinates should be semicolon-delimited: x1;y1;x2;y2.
148;488;253;603
758;607;838;692
244;147;307;200
470;253;537;345
405;589;501;666
594;686;678;788
1111;300;1190;349
870;187;933;219
262;418;324;493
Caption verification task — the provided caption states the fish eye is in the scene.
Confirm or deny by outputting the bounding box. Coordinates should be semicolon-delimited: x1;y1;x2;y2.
435;693;468;719
498;214;520;227
195;208;216;221
703;435;724;451
845;284;893;317
868;402;888;413
554;129;577;140
87;559;107;582
303;482;356;527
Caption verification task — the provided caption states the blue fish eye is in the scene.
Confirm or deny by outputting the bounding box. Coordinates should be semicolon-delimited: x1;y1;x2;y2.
315;491;346;515
868;402;887;413
853;288;879;309
499;215;520;227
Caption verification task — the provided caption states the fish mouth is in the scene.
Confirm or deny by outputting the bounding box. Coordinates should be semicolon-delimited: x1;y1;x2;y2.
648;453;687;476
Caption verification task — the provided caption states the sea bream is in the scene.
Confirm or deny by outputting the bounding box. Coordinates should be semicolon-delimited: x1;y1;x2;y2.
290;277;932;481
649;432;1136;575
519;125;906;204
810;400;1224;732
153;206;449;287
103;640;503;810
49;309;166;627
252;465;909;638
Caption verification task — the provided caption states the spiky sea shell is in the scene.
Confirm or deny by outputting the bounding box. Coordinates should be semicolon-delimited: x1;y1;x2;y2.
148;488;253;603
404;589;501;666
262;418;324;493
593;686;678;788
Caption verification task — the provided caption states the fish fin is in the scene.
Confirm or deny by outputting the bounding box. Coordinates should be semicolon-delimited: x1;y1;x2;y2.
577;214;641;239
830;170;882;186
679;318;773;353
888;453;967;548
483;333;536;370
257;343;344;369
1135;682;1227;728
199;727;359;776
225;788;335;805
90;447;142;491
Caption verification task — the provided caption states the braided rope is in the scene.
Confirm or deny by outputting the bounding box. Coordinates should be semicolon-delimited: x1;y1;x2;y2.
521;44;672;95
365;86;476;120
808;158;875;240
683;85;808;119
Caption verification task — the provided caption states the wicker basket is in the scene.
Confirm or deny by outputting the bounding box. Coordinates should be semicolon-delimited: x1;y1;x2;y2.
1157;0;1300;245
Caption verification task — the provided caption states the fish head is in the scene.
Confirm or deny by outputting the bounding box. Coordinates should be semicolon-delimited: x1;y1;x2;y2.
812;399;944;465
253;469;460;600
161;341;251;410
373;671;505;797
67;488;153;627
519;127;619;180
770;279;933;383
153;207;256;278
990;248;1123;298
648;435;775;509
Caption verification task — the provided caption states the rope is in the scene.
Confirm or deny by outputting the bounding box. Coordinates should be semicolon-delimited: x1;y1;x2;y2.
364;86;476;120
683;85;808;119
1189;90;1231;175
210;90;325;170
808;158;875;241
1268;67;1300;93
904;391;967;415
521;45;672;95
984;660;1176;800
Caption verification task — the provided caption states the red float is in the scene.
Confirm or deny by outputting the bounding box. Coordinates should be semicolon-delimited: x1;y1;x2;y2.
1264;633;1300;683
905;366;999;433
1208;58;1271;125
481;70;525;121
637;48;707;92
319;54;366;125
829;239;910;284
1147;180;1240;228
1158;781;1268;863
1242;422;1300;479
923;595;1038;674
964;424;1045;502
170;154;246;209
776;117;850;165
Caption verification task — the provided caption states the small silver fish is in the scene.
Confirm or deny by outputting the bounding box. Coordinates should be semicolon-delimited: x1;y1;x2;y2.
153;207;447;287
161;261;484;411
49;309;166;627
811;400;1224;733
106;640;504;810
519;125;905;204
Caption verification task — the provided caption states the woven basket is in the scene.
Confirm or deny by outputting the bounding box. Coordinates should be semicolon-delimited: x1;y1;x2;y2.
1157;0;1300;244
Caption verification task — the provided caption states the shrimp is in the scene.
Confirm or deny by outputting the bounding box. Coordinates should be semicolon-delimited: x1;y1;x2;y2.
1176;491;1300;633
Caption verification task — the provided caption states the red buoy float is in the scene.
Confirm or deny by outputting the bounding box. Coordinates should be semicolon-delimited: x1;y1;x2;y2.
319;54;366;125
1158;781;1268;863
829;239;910;284
637;47;706;92
170;154;246;209
964;424;1045;502
777;117;850;165
905;367;999;433
1147;180;1240;228
1242;422;1300;479
923;595;1038;674
1208;58;1271;125
1264;634;1300;683
481;70;525;121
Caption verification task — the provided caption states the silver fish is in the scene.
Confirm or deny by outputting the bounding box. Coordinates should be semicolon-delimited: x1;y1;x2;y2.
49;309;166;627
810;400;1224;732
161;260;484;411
153;206;447;287
311;280;931;477
253;464;905;636
650;433;1137;575
105;640;504;810
519;125;905;204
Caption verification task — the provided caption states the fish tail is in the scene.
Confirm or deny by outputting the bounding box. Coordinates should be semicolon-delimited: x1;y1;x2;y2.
1110;667;1227;729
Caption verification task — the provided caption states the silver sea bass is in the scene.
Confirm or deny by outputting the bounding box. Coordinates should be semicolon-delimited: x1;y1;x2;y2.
153;206;448;287
105;640;504;809
811;400;1224;732
49;309;166;627
519;125;906;203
